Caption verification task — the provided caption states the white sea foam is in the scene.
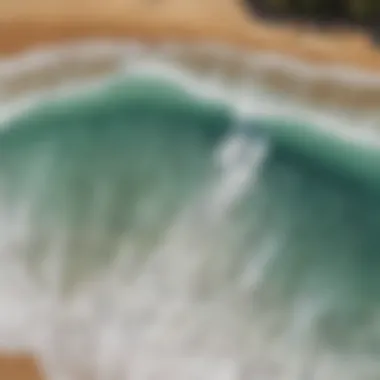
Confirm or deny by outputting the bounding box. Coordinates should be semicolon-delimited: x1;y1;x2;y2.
0;40;379;380
0;39;379;145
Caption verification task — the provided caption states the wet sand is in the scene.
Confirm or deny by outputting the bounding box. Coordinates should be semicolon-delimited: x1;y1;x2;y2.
0;1;380;379
0;354;43;379
0;0;380;73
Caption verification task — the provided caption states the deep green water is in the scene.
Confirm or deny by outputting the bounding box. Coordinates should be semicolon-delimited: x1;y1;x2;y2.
1;75;380;378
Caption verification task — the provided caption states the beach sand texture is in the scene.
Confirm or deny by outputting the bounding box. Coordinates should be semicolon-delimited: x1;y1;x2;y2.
0;0;379;72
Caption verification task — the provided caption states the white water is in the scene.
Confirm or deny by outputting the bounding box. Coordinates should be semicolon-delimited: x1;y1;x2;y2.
0;40;379;380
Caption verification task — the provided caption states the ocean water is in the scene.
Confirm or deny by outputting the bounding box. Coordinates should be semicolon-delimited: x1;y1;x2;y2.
0;43;380;380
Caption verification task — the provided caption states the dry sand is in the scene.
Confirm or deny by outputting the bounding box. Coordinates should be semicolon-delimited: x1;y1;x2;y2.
0;1;379;379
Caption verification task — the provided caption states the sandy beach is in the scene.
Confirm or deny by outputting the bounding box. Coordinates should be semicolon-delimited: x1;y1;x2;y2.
0;1;380;379
0;0;380;73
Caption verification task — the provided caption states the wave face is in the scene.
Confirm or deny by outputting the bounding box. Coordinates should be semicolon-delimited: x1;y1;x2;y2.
1;74;380;380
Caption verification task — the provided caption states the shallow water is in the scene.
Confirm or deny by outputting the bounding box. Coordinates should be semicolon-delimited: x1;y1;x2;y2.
0;42;380;380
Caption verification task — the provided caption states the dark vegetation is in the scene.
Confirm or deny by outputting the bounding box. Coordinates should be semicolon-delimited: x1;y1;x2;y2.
243;0;380;43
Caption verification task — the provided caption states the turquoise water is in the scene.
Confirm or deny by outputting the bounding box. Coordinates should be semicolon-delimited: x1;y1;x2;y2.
1;74;380;379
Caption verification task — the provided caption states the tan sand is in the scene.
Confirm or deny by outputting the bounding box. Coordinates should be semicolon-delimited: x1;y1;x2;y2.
0;1;379;379
0;353;44;379
0;0;380;73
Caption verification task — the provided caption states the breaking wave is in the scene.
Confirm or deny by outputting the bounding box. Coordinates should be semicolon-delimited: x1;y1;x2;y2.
0;46;379;379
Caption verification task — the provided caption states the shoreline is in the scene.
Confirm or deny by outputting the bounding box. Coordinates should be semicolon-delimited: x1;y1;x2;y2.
0;0;380;75
1;19;379;72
